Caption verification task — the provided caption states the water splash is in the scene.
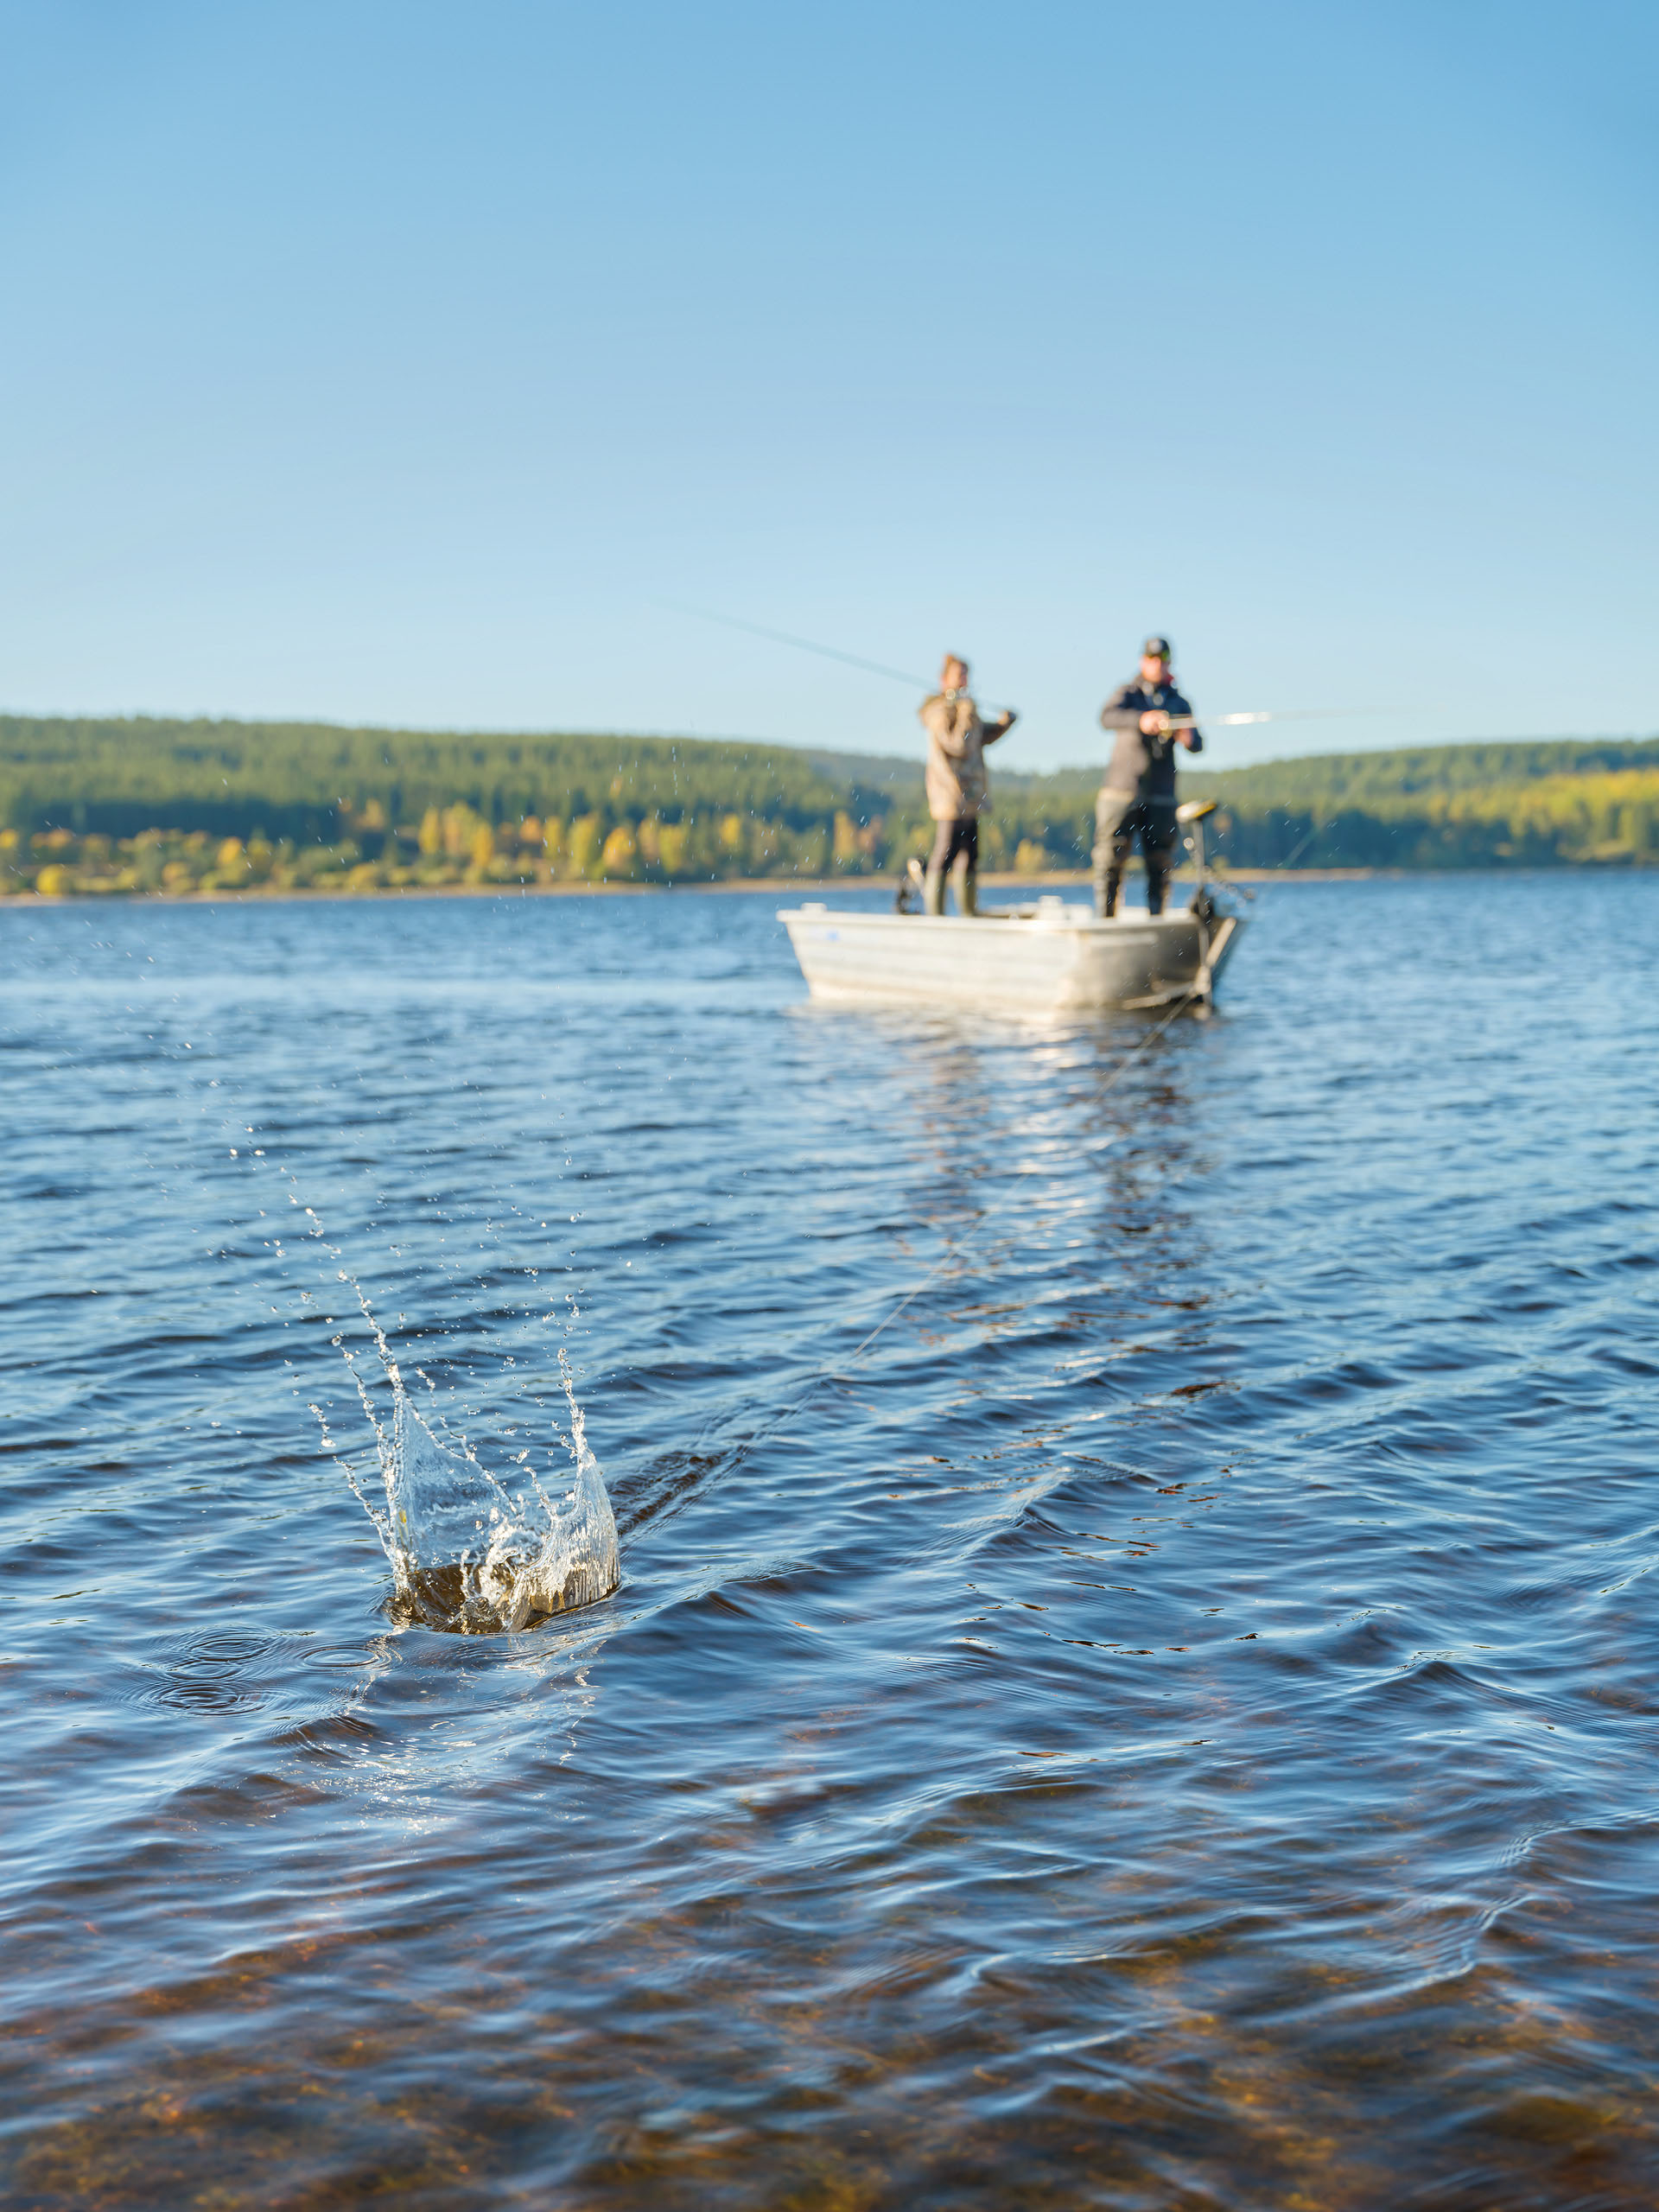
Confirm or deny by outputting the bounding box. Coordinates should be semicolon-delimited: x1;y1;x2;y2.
378;1351;619;1633
313;1261;620;1636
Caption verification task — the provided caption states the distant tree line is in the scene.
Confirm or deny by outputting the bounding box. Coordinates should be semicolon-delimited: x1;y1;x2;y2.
2;715;1656;898
1185;744;1659;869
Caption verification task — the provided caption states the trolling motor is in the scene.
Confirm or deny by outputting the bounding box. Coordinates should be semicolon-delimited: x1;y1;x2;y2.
1178;798;1224;931
1176;798;1246;1007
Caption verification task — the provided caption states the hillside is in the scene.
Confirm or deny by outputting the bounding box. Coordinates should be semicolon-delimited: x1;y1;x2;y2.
2;715;1656;895
1186;737;1659;868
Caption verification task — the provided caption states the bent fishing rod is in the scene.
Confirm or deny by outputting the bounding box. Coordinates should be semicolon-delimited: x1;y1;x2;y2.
660;601;937;692
661;600;1379;733
662;601;1029;715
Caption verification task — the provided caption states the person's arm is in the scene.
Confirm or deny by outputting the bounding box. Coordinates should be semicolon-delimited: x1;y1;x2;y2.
921;696;969;756
1099;683;1141;733
982;709;1017;748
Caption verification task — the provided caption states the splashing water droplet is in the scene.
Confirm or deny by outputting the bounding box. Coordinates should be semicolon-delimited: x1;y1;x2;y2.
368;1371;620;1633
311;1248;620;1635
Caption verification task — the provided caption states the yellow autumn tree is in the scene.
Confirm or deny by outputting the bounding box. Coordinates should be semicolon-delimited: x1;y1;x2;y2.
569;814;603;876
600;824;637;876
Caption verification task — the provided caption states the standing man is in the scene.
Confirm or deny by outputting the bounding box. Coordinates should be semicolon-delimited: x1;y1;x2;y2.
918;655;1017;916
1094;635;1203;918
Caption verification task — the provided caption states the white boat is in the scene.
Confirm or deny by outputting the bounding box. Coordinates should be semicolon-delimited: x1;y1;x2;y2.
779;802;1246;1016
779;895;1244;1014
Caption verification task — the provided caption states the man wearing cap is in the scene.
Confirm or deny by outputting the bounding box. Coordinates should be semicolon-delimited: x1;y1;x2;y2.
1093;636;1203;918
918;654;1017;916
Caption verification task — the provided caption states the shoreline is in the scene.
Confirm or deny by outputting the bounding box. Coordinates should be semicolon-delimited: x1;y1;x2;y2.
0;865;1429;907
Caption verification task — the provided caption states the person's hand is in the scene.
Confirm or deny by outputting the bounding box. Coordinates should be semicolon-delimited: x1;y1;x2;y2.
1140;709;1171;735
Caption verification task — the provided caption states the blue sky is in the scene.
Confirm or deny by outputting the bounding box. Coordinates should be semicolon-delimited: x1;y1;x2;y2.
1;1;1654;771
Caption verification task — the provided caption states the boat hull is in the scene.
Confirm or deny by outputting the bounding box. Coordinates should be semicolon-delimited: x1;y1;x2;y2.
778;899;1245;1014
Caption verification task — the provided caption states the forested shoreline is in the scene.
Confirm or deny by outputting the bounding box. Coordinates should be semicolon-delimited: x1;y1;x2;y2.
3;713;1657;897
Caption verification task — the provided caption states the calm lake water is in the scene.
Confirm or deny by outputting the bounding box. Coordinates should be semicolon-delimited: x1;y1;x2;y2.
4;875;1658;2209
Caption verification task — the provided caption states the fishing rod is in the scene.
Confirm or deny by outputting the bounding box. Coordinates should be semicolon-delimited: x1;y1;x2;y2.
662;601;1017;715
664;601;1384;734
1160;709;1388;731
660;601;933;691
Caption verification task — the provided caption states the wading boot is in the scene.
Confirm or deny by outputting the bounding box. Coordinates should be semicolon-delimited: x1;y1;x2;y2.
952;852;977;916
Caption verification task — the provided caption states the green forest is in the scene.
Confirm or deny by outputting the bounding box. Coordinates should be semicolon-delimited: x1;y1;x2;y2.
2;712;1657;897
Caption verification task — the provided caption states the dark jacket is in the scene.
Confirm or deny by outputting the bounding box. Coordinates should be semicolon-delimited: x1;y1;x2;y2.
1098;679;1202;806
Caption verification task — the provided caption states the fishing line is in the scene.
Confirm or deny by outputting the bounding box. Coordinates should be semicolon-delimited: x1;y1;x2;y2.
1278;818;1330;869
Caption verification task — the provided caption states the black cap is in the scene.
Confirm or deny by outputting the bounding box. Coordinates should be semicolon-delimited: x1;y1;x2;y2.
1143;635;1172;660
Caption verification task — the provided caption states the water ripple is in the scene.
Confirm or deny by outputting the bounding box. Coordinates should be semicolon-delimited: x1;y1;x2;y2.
3;878;1659;2208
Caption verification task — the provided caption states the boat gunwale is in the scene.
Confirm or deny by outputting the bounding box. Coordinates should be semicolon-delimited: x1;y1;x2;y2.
776;905;1207;940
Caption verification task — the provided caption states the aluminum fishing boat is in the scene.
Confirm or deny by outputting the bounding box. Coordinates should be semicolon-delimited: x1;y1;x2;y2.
779;801;1246;1015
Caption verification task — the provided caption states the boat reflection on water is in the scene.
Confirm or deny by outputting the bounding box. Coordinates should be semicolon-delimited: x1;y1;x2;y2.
877;1007;1212;1322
